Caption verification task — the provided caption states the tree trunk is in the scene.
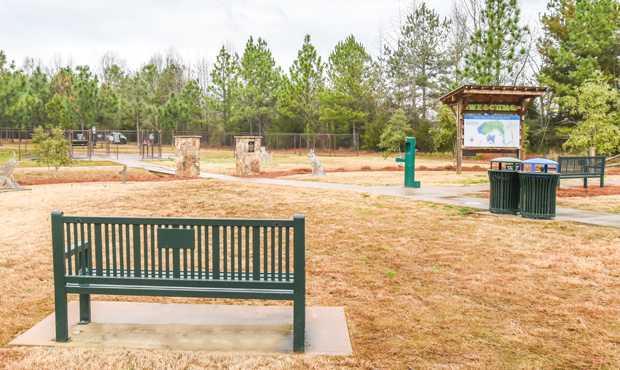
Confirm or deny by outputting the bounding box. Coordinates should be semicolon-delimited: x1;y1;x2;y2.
422;86;427;119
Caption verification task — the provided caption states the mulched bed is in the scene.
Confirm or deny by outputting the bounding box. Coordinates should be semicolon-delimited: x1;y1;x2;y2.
557;185;620;197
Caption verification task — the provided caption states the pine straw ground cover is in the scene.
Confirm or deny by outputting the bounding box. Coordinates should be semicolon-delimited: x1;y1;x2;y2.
1;179;620;369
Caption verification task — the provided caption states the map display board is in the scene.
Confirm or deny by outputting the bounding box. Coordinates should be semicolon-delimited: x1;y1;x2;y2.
463;114;520;148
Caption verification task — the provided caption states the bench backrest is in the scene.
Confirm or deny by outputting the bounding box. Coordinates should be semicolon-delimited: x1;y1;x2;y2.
558;155;606;175
51;212;305;283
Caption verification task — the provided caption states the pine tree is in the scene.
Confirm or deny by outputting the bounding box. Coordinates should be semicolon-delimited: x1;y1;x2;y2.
31;126;72;178
0;51;38;129
278;35;324;133
70;66;100;131
386;3;450;117
118;71;154;131
157;92;188;131
182;79;205;131
232;37;281;134
379;108;413;156
320;35;372;149
208;45;239;129
538;0;620;107
462;0;528;85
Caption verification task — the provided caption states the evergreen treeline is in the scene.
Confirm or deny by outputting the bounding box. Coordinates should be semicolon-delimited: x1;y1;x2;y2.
1;0;620;155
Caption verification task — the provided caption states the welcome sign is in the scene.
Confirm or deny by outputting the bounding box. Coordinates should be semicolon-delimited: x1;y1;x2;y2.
466;104;519;112
463;115;520;148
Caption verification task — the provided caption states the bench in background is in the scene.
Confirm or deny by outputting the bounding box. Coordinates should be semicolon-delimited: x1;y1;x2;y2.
51;211;306;351
558;155;606;188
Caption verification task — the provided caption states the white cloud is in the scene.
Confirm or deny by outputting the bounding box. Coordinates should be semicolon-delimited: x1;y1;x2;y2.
0;0;547;72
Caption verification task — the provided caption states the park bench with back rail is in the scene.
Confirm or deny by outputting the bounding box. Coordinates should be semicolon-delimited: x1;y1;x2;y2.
51;211;306;351
557;155;606;188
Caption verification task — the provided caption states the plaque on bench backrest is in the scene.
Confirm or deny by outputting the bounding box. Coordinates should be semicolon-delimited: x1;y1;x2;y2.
158;228;195;250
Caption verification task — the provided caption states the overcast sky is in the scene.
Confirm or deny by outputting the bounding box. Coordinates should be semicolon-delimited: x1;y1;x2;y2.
0;0;548;73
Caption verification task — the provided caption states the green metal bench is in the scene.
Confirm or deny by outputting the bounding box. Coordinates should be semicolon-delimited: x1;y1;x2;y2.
51;211;306;351
558;155;606;188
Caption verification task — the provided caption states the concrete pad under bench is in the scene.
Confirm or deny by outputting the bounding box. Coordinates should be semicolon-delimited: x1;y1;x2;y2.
10;301;352;355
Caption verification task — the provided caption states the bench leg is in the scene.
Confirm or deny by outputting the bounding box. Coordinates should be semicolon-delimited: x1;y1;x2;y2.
54;290;70;342
584;178;588;188
293;295;305;352
79;294;91;324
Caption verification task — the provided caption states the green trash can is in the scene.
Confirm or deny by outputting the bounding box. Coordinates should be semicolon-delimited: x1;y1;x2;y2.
519;172;561;219
488;169;520;214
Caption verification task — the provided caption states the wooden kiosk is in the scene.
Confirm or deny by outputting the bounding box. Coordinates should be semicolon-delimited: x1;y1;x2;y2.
439;85;546;174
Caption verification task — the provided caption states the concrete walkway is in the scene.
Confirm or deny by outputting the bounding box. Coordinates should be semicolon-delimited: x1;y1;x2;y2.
92;154;620;229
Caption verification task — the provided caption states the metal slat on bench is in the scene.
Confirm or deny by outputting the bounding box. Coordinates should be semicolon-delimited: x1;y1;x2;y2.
133;224;141;278
278;227;283;281
125;224;131;277
253;226;260;280
118;224;124;277
73;223;79;274
212;226;220;280
94;224;103;276
270;227;276;281
245;226;250;280
64;223;72;275
286;227;290;281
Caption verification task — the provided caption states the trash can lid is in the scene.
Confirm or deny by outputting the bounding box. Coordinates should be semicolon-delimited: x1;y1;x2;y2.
490;157;522;163
522;158;558;165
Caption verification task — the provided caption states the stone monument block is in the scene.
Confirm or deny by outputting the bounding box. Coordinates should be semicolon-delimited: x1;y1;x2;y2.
174;136;201;177
235;136;262;175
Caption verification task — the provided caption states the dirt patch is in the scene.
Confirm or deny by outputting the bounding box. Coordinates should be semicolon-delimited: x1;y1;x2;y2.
557;185;620;198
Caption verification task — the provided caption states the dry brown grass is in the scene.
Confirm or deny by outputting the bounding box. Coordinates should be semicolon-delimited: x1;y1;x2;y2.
557;195;620;214
142;150;467;175
12;167;177;186
1;179;620;369
281;171;489;187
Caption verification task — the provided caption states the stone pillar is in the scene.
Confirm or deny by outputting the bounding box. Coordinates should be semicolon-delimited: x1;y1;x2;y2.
235;136;262;175
174;136;201;176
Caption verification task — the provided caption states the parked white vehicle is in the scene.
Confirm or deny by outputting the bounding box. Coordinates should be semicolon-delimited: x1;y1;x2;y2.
108;132;127;144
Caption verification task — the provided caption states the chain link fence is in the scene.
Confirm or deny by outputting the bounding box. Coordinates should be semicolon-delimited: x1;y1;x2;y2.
0;128;360;159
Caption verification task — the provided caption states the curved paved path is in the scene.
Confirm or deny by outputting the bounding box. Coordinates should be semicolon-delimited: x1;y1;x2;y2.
95;154;620;229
